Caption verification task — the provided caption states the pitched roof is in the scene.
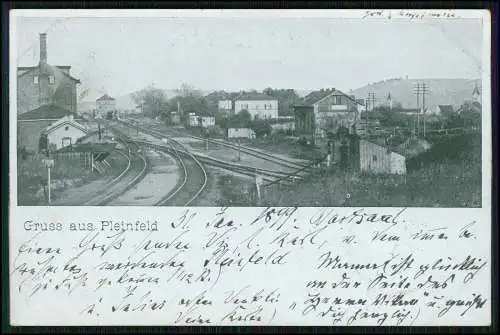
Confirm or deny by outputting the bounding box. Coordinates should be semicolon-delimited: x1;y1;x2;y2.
356;99;366;106
297;89;362;106
42;115;88;134
236;92;277;101
472;84;480;95
205;91;232;101
96;94;116;101
18;104;83;121
17;64;80;83
56;142;117;153
438;105;454;113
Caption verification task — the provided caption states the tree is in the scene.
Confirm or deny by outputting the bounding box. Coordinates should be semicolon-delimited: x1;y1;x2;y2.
251;118;272;138
263;87;300;116
215;111;229;130
132;84;168;118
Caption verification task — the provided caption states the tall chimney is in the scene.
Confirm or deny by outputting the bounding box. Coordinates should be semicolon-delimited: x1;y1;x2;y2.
39;33;47;64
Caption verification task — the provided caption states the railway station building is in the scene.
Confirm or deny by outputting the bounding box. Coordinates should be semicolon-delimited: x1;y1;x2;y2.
40;114;88;151
17;104;84;153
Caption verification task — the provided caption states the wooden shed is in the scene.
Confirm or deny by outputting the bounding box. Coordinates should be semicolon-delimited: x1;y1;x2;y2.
358;139;406;175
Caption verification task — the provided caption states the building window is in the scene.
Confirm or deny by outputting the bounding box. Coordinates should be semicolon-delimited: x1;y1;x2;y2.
49;75;55;85
372;155;377;162
62;137;72;147
33;76;39;84
65;126;69;131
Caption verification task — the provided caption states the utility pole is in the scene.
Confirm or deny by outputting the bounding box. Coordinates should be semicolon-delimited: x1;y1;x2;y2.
413;82;421;137
366;92;376;134
238;140;241;161
369;92;376;111
421;82;429;138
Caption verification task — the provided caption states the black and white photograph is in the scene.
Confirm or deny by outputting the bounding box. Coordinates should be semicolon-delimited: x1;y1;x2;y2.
8;9;493;328
15;11;484;207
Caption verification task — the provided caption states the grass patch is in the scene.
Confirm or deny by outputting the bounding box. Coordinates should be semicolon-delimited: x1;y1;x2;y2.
260;133;482;207
17;150;129;205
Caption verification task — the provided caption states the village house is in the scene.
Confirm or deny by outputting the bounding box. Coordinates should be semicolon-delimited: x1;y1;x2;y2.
96;94;116;119
17;33;80;115
294;88;363;140
227;128;256;139
458;85;482;114
428;105;453;116
39;114;88;152
234;93;279;119
205;91;237;116
199;110;216;128
218;100;234;115
187;112;199;127
17;105;84;153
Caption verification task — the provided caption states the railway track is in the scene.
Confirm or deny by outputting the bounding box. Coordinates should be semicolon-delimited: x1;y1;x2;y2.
117;120;307;183
84;139;149;206
115;125;304;185
123;119;309;170
153;139;208;206
108;123;208;206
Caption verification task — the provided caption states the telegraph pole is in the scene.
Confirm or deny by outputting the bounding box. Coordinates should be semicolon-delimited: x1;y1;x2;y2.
368;92;376;112
421;83;429;137
413;83;421;136
367;92;376;134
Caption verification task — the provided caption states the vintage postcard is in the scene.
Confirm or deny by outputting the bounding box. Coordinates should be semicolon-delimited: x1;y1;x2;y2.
9;9;492;327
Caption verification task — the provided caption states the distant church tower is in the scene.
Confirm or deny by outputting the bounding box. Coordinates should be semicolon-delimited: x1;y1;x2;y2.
472;84;481;103
387;92;393;110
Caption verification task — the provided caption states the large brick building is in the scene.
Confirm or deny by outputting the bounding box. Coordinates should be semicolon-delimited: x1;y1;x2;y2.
17;33;80;115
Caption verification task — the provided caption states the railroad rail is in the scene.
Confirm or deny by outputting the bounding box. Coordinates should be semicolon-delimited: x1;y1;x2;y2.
83;138;149;206
115;120;310;183
109;123;208;206
122;119;309;170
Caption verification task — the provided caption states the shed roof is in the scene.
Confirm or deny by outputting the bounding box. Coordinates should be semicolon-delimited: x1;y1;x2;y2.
18;104;82;121
96;94;116;101
56;142;117;153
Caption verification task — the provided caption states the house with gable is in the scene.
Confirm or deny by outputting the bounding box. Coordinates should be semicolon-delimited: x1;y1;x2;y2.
294;88;364;139
39;114;88;152
96;94;117;119
17;105;84;153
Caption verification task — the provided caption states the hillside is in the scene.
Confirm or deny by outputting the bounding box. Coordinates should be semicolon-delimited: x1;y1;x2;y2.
350;78;481;109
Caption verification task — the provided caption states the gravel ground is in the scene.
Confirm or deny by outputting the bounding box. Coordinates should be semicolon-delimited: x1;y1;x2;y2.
107;149;180;206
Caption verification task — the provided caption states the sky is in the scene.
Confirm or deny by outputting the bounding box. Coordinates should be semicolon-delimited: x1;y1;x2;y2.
13;12;484;101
